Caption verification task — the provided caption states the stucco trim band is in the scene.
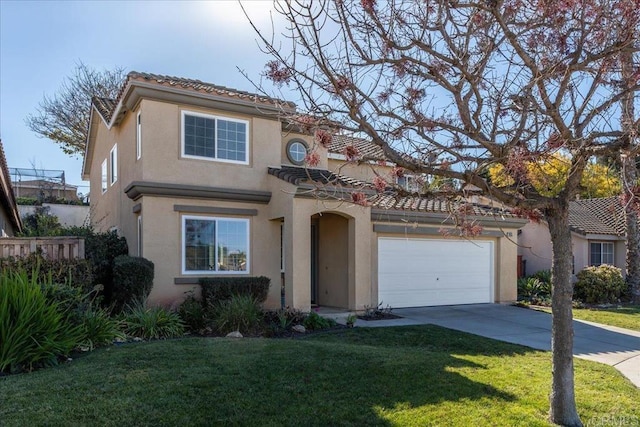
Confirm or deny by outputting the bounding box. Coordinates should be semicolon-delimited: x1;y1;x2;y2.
373;224;507;238
173;205;258;216
132;203;142;214
124;181;271;204
371;209;527;229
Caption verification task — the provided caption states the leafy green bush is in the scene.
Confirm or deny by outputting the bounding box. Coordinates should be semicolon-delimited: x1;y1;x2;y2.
84;231;128;304
531;270;552;286
0;271;83;373
0;253;93;294
111;256;154;313
178;292;209;332
303;311;336;331
121;302;185;340
517;277;551;302
574;264;625;304
200;276;270;306
212;294;262;335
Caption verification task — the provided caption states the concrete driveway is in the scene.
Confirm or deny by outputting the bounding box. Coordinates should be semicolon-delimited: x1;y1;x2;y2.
353;304;640;387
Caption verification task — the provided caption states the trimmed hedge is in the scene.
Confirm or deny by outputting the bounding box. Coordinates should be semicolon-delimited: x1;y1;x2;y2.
0;253;93;293
200;276;270;306
84;231;128;304
112;256;154;312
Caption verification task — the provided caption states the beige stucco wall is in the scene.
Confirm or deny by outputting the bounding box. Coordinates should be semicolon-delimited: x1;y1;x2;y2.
142;196;282;308
140;100;280;191
0;208;15;236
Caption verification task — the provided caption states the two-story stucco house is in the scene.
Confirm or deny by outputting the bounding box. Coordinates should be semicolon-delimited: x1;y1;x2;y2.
83;72;526;311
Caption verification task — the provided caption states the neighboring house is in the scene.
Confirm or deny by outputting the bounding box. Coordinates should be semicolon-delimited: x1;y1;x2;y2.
83;71;526;311
12;179;79;202
0;141;22;236
519;197;628;278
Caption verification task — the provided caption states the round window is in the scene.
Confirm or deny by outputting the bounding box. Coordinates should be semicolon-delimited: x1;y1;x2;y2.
286;140;308;165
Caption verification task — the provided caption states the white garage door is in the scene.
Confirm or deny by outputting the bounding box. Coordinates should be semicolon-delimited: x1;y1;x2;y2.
378;237;494;308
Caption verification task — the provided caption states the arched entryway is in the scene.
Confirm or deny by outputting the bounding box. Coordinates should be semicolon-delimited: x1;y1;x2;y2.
311;212;350;308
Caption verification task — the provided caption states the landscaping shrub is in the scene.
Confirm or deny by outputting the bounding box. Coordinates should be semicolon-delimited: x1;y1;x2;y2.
264;307;306;331
531;269;552;286
303;311;336;330
111;255;154;313
84;231;128;305
200;276;270;306
77;306;123;350
574;264;625;304
517;276;551;304
212;294;262;335
0;253;93;294
0;270;83;373
121;302;185;340
178;292;209;332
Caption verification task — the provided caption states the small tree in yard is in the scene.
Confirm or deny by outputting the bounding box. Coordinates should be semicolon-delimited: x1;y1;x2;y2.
26;62;126;157
248;1;640;425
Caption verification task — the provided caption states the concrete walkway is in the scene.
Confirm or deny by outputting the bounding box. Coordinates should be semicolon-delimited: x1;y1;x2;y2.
328;304;640;387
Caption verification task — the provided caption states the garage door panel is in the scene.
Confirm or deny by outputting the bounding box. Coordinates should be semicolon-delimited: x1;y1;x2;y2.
378;237;493;308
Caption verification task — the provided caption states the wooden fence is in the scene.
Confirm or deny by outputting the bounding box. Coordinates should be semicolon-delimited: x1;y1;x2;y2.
0;237;85;260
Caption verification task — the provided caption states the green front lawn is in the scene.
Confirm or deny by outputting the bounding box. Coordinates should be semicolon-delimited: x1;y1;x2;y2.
1;326;638;426
536;305;640;332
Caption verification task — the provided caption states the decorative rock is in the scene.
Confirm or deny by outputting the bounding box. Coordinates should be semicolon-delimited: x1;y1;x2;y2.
226;331;243;338
133;337;144;342
292;325;306;333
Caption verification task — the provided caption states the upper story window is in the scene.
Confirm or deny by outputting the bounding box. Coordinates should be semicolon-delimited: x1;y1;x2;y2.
397;174;423;193
136;112;142;160
181;111;249;164
101;159;108;194
286;139;308;165
590;242;614;266
110;144;118;185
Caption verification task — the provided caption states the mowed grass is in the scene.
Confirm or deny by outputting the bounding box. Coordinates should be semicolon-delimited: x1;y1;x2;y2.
1;326;639;426
536;305;640;332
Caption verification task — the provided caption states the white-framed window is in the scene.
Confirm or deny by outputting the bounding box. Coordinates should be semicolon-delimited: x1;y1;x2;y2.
397;174;423;193
181;111;249;164
110;144;118;185
182;215;250;274
101;159;108;194
590;242;614;266
137;215;143;256
136;112;142;160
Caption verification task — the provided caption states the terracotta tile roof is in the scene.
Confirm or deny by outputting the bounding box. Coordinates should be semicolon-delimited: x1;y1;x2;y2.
92;71;296;125
91;97;117;123
569;197;626;236
128;72;295;107
327;134;386;160
268;165;518;218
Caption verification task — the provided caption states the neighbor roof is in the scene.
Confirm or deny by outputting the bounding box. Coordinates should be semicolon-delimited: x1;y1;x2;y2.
569;197;626;236
0;141;22;233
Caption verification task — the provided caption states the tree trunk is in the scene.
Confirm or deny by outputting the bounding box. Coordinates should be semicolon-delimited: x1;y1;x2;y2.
546;203;582;427
620;50;640;304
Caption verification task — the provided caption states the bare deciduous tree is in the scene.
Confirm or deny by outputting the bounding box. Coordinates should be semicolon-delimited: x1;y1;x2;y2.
247;1;640;425
26;62;126;157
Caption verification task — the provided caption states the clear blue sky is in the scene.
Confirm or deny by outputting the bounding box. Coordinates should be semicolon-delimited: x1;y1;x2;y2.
0;0;289;195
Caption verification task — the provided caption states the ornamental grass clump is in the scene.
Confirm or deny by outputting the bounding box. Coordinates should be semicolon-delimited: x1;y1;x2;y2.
0;270;83;373
121;301;185;340
212;294;262;335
